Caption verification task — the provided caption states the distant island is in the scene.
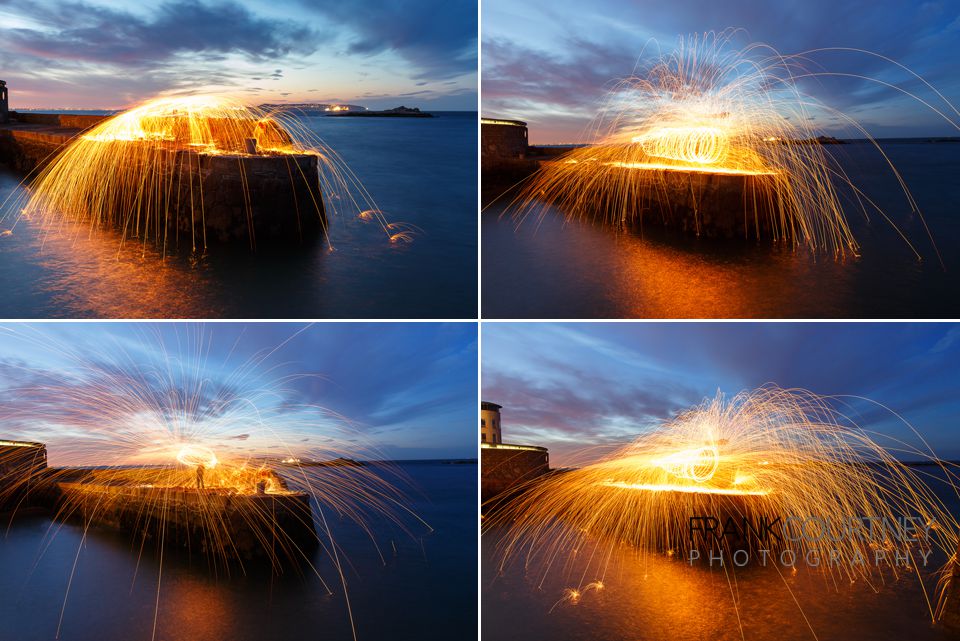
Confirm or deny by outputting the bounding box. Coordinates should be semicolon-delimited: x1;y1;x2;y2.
259;103;433;118
260;103;365;115
292;457;365;468
328;106;433;118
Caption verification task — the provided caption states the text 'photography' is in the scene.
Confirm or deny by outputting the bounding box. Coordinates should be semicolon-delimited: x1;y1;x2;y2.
481;323;960;641
5;0;960;640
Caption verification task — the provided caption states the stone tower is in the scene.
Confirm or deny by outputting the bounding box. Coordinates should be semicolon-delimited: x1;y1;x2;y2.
480;401;502;445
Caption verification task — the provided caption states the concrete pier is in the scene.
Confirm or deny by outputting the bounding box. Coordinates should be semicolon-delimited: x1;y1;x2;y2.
480;443;550;505
141;148;326;245
0;114;105;173
0;112;326;246
56;480;317;561
1;439;318;563
481;115;789;239
585;163;783;239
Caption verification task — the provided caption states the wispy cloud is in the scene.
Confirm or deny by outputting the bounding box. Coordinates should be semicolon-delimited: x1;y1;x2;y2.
482;0;960;139
483;323;960;464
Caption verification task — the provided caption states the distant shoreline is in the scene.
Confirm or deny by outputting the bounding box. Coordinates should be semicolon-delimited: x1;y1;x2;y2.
528;137;960;147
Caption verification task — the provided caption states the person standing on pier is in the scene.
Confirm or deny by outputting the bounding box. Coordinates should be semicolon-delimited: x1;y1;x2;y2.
196;464;205;490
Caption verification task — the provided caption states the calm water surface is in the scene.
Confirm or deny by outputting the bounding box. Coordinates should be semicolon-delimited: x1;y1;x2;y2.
0;461;476;641
482;142;960;318
0;112;477;318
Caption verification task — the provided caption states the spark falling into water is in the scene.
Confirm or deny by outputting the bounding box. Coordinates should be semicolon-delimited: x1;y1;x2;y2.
505;30;955;263
0;325;429;641
484;386;960;633
1;94;416;255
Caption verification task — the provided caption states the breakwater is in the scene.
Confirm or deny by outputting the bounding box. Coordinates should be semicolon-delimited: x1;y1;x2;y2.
481;117;785;239
0;113;107;173
0;112;326;246
480;443;549;505
0;444;317;562
56;479;317;561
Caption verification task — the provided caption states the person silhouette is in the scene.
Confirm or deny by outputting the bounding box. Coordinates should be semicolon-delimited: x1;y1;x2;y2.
196;464;205;490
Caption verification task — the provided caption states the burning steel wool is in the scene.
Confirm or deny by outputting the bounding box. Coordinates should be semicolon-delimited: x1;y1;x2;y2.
484;386;960;628
3;95;414;254
0;326;428;641
507;30;953;262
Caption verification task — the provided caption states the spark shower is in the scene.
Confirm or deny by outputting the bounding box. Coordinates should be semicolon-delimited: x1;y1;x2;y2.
506;30;956;263
484;385;960;635
1;95;415;256
0;324;431;641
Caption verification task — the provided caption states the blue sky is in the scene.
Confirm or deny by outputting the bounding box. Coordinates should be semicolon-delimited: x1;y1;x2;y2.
0;323;477;462
483;0;960;142
0;0;477;110
482;323;960;465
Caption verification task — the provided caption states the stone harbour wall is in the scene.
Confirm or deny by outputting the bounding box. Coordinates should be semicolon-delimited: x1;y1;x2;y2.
10;112;108;130
600;165;784;239
481;120;529;162
0;128;72;173
481;445;550;505
189;152;326;245
57;482;318;561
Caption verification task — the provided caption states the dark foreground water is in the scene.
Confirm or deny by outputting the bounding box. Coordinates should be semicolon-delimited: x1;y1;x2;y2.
0;112;476;318
482;467;960;641
482;142;960;318
0;461;476;641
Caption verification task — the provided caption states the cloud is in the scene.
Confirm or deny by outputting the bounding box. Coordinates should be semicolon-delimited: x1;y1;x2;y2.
482;324;960;463
2;0;319;66
483;36;638;118
298;0;477;80
482;0;960;138
0;323;478;462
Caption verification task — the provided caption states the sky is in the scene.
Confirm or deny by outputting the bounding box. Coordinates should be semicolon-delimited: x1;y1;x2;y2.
0;0;477;110
483;0;960;142
0;322;477;462
482;323;960;465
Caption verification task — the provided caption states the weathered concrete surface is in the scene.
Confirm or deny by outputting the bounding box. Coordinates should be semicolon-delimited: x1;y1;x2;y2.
0;113;327;246
186;152;326;245
0;123;81;173
483;142;785;240
594;164;783;239
0;113;108;172
480;120;536;197
57;480;317;561
481;444;549;505
481;119;529;162
10;112;108;129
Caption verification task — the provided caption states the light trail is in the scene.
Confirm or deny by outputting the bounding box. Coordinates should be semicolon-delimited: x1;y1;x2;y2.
504;29;953;262
0;94;413;254
484;385;960;630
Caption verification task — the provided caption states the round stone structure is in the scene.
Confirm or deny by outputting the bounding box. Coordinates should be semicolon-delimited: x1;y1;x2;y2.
481;118;528;160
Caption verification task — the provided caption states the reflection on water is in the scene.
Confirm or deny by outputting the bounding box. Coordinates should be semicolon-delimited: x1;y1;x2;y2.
0;462;476;641
483;469;960;641
482;143;960;318
483;531;956;641
0;112;477;318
